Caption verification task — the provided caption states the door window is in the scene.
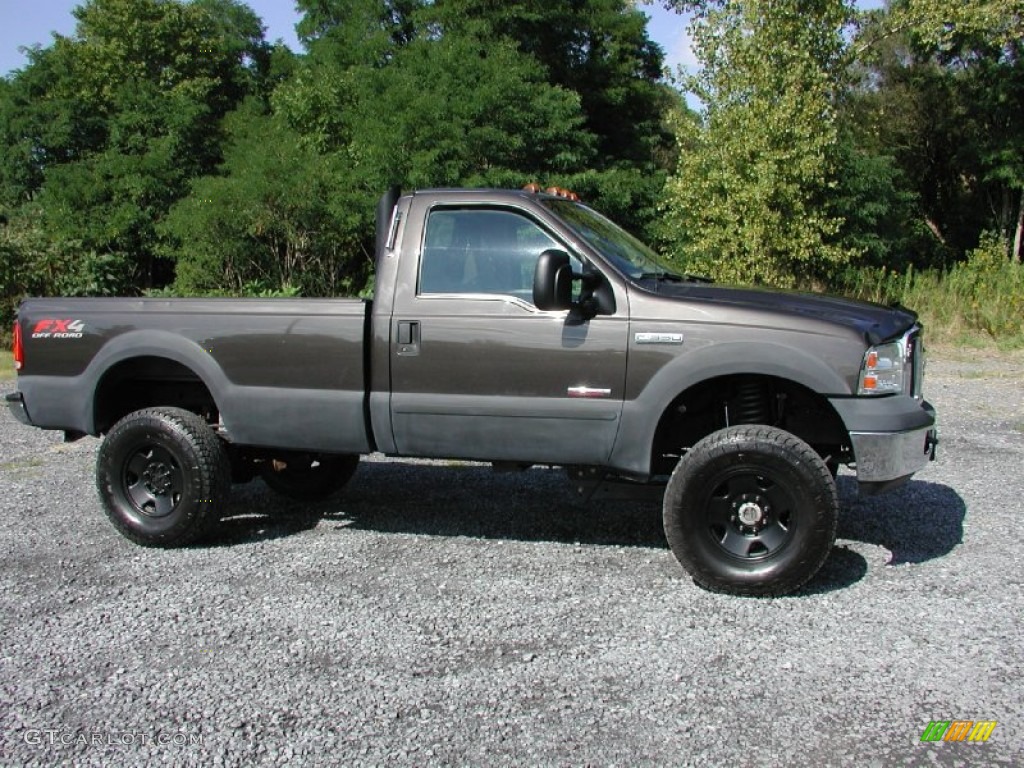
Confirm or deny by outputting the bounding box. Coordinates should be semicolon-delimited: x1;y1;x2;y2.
419;208;572;304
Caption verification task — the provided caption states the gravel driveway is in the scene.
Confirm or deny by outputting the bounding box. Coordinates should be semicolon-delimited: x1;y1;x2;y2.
1;353;1021;766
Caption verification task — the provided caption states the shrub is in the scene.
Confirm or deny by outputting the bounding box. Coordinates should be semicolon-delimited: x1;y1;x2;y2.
833;232;1024;348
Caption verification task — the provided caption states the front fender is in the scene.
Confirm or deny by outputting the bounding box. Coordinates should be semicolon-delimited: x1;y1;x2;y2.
609;340;853;477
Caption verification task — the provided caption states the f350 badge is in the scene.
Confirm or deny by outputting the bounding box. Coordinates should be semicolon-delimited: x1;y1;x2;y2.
31;319;86;339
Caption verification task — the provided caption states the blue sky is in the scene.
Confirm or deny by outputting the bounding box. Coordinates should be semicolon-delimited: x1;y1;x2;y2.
0;1;884;78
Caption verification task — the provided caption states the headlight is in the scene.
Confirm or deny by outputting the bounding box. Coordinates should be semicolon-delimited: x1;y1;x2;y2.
858;341;905;395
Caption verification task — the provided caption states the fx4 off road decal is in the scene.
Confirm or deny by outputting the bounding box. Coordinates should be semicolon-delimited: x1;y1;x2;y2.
31;319;86;339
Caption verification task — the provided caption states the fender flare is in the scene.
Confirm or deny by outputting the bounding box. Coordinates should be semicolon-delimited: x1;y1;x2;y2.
609;340;852;476
84;330;233;433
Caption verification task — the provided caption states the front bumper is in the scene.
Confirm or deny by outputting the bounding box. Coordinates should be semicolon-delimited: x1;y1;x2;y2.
5;392;32;426
830;397;938;495
850;422;938;494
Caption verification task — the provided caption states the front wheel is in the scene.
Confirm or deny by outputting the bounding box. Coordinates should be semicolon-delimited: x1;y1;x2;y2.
96;407;230;547
663;426;838;597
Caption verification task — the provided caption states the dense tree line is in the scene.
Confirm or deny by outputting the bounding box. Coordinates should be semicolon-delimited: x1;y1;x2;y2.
661;0;1023;285
1;0;1021;327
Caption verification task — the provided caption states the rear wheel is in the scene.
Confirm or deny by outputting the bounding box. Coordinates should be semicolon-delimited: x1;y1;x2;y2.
663;425;838;597
96;407;230;547
260;453;359;501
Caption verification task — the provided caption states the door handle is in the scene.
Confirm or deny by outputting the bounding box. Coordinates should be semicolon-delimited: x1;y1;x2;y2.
397;321;420;356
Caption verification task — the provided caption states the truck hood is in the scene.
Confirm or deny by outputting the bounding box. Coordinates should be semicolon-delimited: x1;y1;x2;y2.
639;281;918;345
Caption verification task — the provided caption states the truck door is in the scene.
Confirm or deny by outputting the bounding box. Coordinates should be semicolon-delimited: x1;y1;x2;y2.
389;205;628;465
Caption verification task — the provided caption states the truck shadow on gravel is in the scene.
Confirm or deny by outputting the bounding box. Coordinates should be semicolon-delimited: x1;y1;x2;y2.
211;464;966;594
741;476;965;597
789;476;965;595
218;463;668;549
834;476;966;566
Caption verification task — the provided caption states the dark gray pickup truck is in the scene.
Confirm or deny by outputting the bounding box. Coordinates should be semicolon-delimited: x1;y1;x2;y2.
7;187;937;595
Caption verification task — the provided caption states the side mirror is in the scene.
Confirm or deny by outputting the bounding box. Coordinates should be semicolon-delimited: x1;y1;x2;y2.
533;249;574;311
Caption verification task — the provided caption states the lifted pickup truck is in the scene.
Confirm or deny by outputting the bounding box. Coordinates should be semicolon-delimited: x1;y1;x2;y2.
7;186;937;595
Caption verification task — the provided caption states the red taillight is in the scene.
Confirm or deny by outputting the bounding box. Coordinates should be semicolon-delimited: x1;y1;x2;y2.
12;321;23;371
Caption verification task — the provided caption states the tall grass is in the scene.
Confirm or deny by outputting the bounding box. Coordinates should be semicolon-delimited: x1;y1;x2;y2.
832;233;1024;349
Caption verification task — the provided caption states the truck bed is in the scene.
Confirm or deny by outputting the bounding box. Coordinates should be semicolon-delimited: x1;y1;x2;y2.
15;297;373;453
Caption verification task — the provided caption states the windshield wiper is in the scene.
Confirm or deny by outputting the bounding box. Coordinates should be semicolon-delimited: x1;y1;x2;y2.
638;271;713;284
639;271;684;282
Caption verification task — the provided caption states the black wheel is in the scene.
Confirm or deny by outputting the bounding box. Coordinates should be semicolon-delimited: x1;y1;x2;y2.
96;407;230;547
260;453;359;501
663;426;838;597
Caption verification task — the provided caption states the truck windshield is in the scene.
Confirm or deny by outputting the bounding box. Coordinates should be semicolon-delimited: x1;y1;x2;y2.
542;198;676;282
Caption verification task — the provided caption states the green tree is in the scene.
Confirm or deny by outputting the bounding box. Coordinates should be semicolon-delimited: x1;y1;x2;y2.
0;0;270;293
660;0;858;286
424;0;677;237
425;0;671;167
343;35;596;189
850;0;1024;263
283;0;675;239
295;0;420;65
879;0;1023;53
165;0;605;297
162;103;370;296
1;207;57;333
0;47;106;208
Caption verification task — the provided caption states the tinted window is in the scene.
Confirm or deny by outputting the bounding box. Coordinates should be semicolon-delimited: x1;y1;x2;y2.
419;209;560;302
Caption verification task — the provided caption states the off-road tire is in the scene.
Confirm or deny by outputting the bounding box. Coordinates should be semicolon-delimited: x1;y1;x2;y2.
663;425;838;597
96;407;230;547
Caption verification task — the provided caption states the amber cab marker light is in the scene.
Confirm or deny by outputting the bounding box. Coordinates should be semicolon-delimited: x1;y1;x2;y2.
13;321;24;371
523;183;580;201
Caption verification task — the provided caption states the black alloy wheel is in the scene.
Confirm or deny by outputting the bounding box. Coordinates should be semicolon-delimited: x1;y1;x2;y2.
663;425;838;597
97;407;230;546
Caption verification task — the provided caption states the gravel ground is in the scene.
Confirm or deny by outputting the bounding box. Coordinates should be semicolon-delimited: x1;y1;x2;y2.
0;353;1021;767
